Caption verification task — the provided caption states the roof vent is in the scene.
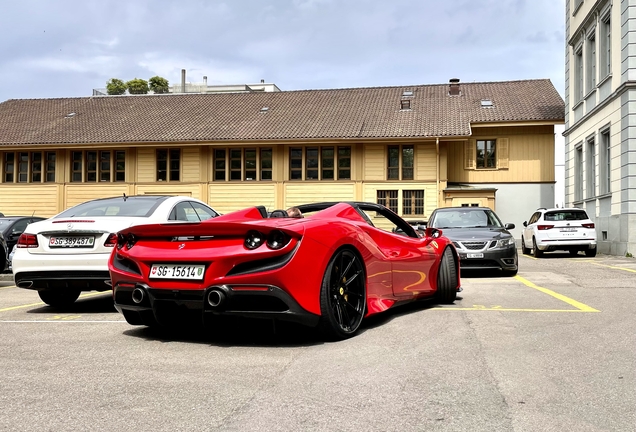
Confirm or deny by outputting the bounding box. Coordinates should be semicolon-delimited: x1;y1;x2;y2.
449;78;460;96
480;99;493;107
260;106;269;113
402;90;414;97
65;112;76;118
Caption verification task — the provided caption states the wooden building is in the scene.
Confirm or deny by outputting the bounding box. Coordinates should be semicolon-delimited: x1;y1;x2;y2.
0;78;564;238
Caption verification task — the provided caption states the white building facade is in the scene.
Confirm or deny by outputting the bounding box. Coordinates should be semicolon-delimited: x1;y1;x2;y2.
565;0;636;255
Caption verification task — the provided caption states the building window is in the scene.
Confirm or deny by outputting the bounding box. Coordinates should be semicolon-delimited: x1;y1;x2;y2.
600;129;611;194
213;148;272;181
600;13;611;79
403;190;424;215
377;190;398;213
3;151;56;183
575;47;583;103
586;137;596;198
71;150;125;182
387;145;414;180
574;0;583;13
476;140;496;168
289;146;351;180
586;32;596;93
157;149;180;182
575;145;583;201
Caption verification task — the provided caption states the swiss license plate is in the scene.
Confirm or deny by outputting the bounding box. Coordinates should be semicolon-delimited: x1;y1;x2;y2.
466;253;484;259
149;264;205;280
561;228;576;232
49;236;95;248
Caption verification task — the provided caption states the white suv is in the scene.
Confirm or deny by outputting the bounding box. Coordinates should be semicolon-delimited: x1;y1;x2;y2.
521;208;597;258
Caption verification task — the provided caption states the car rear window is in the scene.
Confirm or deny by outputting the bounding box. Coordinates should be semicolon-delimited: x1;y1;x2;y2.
432;209;503;228
55;197;167;218
544;211;589;221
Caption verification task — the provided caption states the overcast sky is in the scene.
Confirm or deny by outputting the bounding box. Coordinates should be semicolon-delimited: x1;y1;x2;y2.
0;0;566;101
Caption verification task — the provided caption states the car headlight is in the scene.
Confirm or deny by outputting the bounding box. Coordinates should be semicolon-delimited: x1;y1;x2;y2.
496;237;515;248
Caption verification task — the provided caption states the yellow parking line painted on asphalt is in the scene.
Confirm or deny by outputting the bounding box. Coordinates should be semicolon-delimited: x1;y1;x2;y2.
0;285;17;290
587;261;636;273
434;307;595;312
514;275;599;312
0;291;110;313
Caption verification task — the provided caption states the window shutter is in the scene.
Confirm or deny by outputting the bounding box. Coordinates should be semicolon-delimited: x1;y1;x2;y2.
464;140;475;169
497;138;509;169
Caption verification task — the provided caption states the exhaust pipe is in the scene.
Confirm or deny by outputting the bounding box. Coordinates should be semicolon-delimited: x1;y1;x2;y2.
132;287;145;304
207;289;225;308
17;281;33;289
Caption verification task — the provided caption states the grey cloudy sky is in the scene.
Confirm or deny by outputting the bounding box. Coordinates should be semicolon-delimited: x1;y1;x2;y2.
0;0;565;101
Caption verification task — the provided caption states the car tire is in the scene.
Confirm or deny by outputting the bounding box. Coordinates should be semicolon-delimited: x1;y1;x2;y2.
503;269;518;277
318;248;366;340
585;248;597;257
521;237;531;255
569;250;579;257
37;289;81;307
532;237;543;258
436;246;458;304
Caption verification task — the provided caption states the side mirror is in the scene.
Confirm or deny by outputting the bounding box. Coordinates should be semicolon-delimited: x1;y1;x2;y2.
522;221;528;227
505;223;515;230
425;227;441;239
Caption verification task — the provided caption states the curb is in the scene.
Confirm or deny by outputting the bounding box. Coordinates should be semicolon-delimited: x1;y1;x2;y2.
0;273;15;282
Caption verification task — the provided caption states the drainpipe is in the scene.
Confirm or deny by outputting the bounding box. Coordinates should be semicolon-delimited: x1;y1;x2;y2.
436;137;440;208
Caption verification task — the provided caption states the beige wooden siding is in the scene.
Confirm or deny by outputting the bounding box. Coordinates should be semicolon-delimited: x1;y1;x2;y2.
364;145;385;181
65;184;130;209
415;144;437;180
209;183;277;214
285;182;355;209
447;130;555;182
181;147;201;182
137;148;155;183
0;185;60;217
135;184;200;199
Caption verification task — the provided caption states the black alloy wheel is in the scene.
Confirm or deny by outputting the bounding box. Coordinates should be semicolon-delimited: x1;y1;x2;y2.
436;247;458;303
532;237;543;258
521;236;531;255
318;249;366;340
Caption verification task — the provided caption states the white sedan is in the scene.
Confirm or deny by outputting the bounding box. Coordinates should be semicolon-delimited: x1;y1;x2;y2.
12;195;219;307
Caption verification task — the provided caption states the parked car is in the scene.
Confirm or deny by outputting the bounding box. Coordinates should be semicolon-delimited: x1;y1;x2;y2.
0;232;7;273
109;201;461;340
427;207;518;276
521;208;597;257
13;195;219;307
0;216;47;252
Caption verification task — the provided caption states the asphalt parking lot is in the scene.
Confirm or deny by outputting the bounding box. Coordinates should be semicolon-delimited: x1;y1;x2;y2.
1;252;634;432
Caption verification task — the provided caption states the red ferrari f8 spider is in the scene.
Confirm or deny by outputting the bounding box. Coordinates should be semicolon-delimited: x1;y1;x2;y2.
109;202;461;339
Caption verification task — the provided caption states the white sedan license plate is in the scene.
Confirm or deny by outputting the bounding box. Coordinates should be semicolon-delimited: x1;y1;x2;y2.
149;264;205;280
561;228;577;232
466;253;484;259
49;236;95;248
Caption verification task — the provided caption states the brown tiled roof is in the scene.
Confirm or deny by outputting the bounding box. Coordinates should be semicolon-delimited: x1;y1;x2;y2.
0;79;564;145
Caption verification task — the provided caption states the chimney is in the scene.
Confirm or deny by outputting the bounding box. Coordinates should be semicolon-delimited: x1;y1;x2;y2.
261;79;265;83
181;69;186;93
203;76;208;87
449;78;460;96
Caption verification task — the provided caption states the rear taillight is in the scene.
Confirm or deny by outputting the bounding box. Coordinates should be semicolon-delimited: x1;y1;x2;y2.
17;233;39;248
582;223;595;229
116;233;137;250
104;233;118;247
537;225;554;230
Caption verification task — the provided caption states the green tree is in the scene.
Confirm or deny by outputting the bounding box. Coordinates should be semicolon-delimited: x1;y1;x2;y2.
126;78;149;95
106;78;127;95
149;76;170;94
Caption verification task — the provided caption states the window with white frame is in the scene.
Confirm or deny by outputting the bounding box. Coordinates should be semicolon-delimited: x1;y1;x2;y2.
575;144;583;201
575;46;584;103
600;12;611;79
600;128;611;194
586;31;596;93
586;137;596;198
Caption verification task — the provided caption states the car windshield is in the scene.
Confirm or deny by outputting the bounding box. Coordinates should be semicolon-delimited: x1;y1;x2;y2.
55;197;165;218
544;210;589;221
432;209;503;229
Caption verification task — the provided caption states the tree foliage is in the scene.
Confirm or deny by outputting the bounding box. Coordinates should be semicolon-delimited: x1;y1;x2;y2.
106;78;127;95
149;76;170;94
126;78;149;95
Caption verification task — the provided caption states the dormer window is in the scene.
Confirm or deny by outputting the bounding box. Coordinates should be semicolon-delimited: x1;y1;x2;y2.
400;99;411;110
480;99;493;107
